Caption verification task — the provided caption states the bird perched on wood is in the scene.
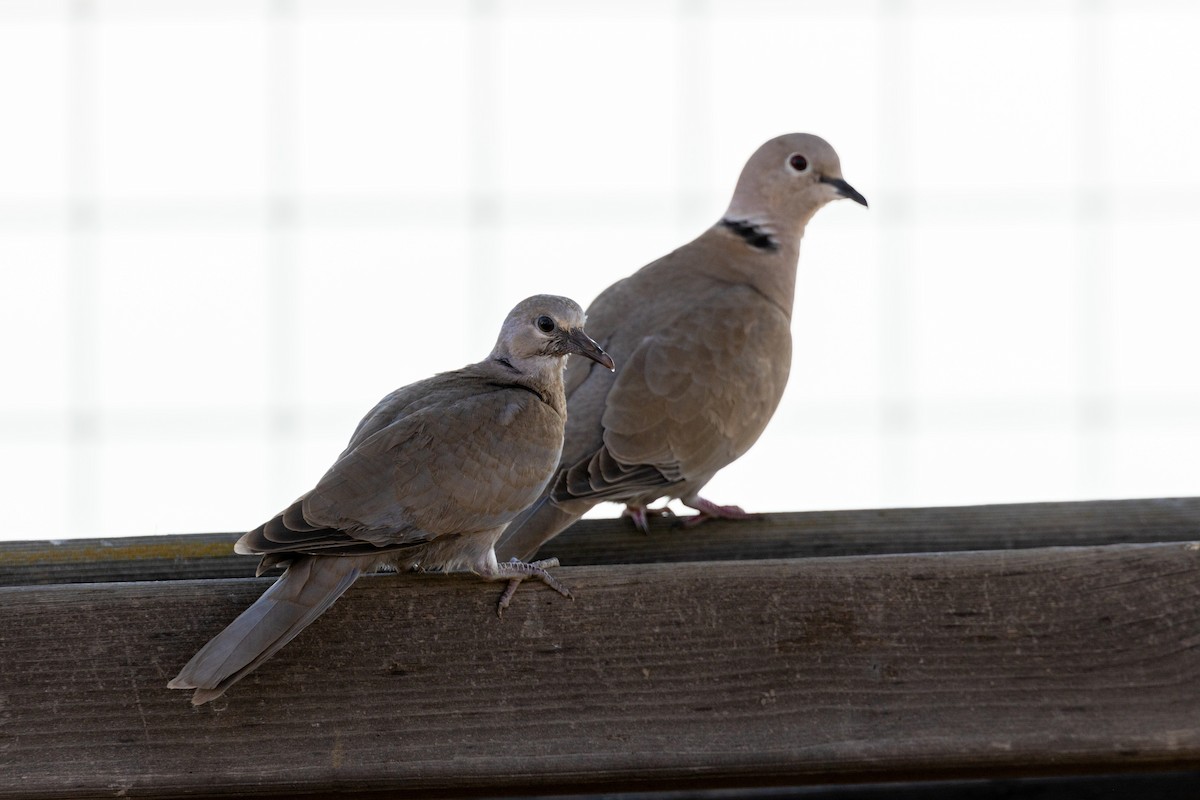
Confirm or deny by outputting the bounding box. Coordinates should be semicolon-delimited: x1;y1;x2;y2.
169;294;613;705
497;134;867;562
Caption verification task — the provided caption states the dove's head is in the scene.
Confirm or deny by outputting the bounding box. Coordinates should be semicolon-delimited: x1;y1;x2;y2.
492;295;615;377
725;133;867;236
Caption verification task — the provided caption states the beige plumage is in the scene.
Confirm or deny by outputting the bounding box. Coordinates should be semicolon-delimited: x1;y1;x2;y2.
169;295;613;705
497;134;866;561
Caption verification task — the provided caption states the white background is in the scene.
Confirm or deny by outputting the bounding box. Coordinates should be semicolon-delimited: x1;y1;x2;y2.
1;0;1198;541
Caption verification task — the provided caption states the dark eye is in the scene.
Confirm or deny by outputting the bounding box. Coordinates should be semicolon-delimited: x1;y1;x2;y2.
788;154;809;172
536;315;555;333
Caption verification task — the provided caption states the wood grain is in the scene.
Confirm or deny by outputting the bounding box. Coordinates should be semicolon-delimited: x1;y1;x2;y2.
3;496;1199;585
1;542;1197;798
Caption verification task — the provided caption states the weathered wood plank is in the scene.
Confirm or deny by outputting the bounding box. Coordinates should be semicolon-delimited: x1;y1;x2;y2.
1;542;1197;798
533;772;1200;799
2;496;1199;585
0;533;245;586
537;772;1200;799
538;495;1200;565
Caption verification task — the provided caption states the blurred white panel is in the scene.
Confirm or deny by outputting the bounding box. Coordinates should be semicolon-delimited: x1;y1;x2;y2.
0;11;69;200
94;12;269;198
790;213;882;402
1110;428;1200;499
909;2;1076;194
714;421;886;513
908;426;1083;506
0;233;70;412
1105;6;1200;186
4;0;1200;541
493;217;685;316
910;219;1077;401
94;230;270;410
292;226;473;407
495;2;681;194
0;440;70;540
93;435;271;536
1110;218;1200;398
708;1;881;193
294;6;472;195
96;0;265;14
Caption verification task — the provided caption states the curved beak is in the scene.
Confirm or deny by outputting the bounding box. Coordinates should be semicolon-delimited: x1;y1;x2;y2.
565;328;615;371
820;175;868;207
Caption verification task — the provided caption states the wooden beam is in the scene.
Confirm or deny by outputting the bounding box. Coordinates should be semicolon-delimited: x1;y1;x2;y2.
3;496;1199;585
1;542;1197;798
537;495;1200;565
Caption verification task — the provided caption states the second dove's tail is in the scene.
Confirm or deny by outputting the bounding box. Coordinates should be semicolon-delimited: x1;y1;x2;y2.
495;495;584;563
168;555;366;705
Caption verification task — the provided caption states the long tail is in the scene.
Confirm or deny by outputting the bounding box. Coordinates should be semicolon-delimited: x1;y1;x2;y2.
495;495;586;563
168;555;366;705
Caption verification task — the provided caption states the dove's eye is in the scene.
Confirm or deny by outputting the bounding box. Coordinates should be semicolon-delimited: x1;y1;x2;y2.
788;154;809;173
536;316;556;333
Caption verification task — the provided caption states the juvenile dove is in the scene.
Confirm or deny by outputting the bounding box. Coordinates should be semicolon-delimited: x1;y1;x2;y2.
497;134;866;561
169;294;613;705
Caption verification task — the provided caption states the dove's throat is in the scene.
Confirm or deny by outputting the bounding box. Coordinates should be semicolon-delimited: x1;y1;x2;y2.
705;221;802;318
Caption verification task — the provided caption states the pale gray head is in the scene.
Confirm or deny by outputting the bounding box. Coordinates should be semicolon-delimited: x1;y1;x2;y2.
491;294;615;374
725;133;867;233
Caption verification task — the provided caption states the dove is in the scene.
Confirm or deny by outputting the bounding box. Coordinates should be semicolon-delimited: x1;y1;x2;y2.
497;134;866;562
169;294;613;705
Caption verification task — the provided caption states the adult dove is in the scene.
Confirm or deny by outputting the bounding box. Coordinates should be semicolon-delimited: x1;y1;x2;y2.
169;295;613;705
497;134;866;561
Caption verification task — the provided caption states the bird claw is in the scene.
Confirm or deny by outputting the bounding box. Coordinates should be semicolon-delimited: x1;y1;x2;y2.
679;498;751;528
622;504;676;533
494;557;572;617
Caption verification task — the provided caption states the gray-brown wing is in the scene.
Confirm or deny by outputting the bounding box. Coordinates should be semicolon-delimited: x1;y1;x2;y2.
555;286;791;504
243;379;564;556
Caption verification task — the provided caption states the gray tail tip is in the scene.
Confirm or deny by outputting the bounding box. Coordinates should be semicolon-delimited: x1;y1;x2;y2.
168;675;224;705
190;690;221;706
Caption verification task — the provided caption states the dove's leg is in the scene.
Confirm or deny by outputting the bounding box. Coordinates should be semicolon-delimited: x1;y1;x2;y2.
622;503;676;533
489;558;573;617
679;496;752;528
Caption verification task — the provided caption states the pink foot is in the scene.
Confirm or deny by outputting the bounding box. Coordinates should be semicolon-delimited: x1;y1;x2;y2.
680;497;751;528
622;504;676;533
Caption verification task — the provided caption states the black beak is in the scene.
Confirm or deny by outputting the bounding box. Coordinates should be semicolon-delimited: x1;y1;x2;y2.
565;328;615;371
820;175;868;207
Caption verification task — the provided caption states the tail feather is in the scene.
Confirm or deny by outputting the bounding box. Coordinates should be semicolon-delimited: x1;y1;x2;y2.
169;556;366;705
495;495;585;562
